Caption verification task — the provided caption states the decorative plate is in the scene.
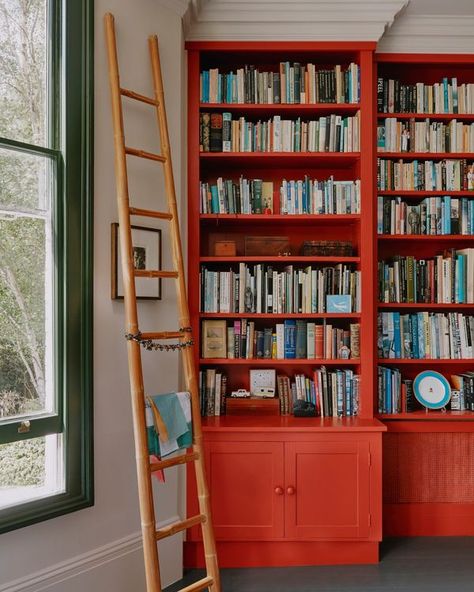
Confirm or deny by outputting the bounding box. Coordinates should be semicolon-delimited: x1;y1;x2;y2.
413;371;451;410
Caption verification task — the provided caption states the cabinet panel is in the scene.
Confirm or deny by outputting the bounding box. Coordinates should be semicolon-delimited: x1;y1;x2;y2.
285;440;370;539
206;441;285;540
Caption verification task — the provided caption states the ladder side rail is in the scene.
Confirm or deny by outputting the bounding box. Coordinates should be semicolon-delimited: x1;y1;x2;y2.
104;14;162;592
148;35;221;592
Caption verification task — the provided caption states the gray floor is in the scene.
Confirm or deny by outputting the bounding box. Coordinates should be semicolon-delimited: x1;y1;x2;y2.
165;538;474;591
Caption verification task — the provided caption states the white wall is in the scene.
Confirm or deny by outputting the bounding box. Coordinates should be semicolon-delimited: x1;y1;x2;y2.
0;1;186;591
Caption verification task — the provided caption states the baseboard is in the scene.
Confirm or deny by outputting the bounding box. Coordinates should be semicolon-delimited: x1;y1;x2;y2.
384;503;474;536
0;516;182;592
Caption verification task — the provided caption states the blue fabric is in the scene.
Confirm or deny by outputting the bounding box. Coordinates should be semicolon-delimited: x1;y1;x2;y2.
149;392;188;442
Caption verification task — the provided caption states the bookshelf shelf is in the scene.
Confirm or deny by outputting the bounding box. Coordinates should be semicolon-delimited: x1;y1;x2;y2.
377;152;474;159
377;234;474;241
377;411;474;421
200;313;362;319
200;255;361;263
377;113;474;121
200;358;360;366
377;358;474;365
200;214;361;224
378;303;474;310
201;415;386;432
200;103;360;115
199;152;360;167
377;190;474;196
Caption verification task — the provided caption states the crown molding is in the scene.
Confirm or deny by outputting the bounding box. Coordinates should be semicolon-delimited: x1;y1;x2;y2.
183;0;408;41
378;14;474;53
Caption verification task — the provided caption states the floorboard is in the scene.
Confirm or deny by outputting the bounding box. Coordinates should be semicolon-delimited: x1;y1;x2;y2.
165;538;474;591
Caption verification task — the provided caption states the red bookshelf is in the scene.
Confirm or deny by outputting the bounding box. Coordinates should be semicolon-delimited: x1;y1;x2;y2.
186;41;385;569
376;53;474;538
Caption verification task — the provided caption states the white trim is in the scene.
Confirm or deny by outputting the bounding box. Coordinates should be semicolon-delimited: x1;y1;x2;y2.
378;14;474;53
184;0;408;41
0;516;181;592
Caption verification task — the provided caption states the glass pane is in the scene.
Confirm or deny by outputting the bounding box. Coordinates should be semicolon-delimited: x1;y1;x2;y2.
0;0;49;146
0;152;54;421
0;434;64;509
0;147;51;211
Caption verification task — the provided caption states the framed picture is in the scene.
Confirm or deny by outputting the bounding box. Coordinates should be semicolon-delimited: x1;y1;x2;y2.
202;320;227;359
111;223;162;300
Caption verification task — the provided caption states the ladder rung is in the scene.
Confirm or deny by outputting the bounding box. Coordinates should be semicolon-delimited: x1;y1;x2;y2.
140;330;185;340
150;452;199;472
134;269;178;279
129;207;172;220
120;87;159;106
125;146;166;163
155;514;205;541
178;576;214;592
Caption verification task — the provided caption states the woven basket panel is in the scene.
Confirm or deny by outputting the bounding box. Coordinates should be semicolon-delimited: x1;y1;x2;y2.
383;433;474;504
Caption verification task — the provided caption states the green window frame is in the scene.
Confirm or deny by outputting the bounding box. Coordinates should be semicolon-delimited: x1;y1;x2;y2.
0;0;93;533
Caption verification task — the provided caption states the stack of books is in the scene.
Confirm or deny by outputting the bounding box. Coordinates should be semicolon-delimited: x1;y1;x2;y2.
202;319;360;360
377;158;474;191
200;62;360;104
378;118;474;153
378;311;474;359
199;369;227;416
200;112;360;153
377;196;474;235
277;368;359;417
377;76;474;114
378;250;474;304
377;367;415;414
200;263;361;314
280;177;360;215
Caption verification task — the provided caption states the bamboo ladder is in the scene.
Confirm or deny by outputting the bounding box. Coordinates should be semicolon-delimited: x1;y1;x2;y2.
104;13;220;592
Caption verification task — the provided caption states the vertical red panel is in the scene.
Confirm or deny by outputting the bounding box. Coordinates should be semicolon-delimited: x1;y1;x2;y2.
359;49;376;419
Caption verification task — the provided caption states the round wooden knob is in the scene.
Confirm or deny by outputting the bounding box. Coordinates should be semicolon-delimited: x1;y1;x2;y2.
274;486;284;495
286;486;295;495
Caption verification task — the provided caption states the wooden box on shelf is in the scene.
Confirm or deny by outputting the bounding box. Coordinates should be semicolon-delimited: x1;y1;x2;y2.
226;396;280;416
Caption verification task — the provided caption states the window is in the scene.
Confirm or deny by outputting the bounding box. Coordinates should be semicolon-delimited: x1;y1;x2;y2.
0;0;93;532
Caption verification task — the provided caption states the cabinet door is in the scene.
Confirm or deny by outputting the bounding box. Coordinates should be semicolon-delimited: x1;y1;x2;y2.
285;440;370;540
206;441;284;540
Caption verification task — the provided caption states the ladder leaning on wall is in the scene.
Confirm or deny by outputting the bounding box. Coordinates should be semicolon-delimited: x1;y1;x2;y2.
104;13;220;592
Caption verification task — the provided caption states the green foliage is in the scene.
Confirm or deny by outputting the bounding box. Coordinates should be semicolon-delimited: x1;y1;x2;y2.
0;437;45;487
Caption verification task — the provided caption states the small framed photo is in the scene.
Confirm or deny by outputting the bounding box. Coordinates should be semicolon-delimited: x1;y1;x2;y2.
111;223;162;300
202;320;227;359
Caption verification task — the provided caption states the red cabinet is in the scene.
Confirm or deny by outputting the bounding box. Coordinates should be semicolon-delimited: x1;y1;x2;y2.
284;441;370;540
205;441;284;540
185;419;384;567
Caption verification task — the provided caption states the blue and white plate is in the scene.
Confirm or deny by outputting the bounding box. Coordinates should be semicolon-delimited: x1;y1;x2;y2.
413;371;451;410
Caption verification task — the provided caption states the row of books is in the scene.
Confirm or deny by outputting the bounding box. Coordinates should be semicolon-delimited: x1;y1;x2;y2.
378;312;474;359
279;178;360;215
200;112;360;153
377;367;474;414
377;367;414;414
200;178;274;214
377;118;474;154
277;369;360;417
199;177;360;216
199;369;227;417
200;62;360;105
377;77;474;114
202;319;360;360
377;159;474;191
378;250;474;305
200;263;361;314
377;196;474;236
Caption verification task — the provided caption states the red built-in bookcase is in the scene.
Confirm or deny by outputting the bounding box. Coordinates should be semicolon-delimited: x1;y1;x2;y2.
185;42;386;569
376;54;474;537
